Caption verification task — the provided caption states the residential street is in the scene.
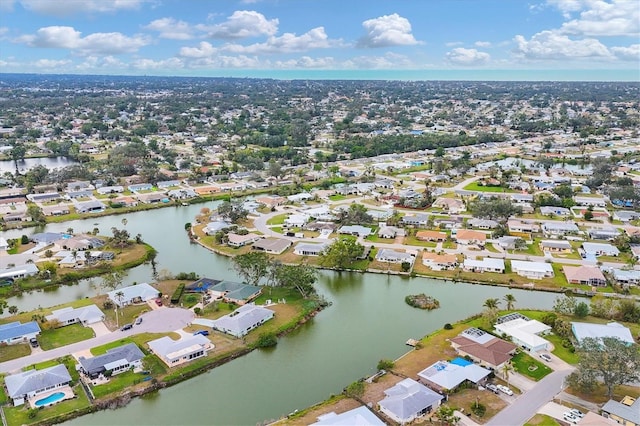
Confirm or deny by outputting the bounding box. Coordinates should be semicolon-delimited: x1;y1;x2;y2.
0;307;194;374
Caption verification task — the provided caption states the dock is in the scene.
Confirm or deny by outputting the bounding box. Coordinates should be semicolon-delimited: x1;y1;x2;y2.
406;338;419;347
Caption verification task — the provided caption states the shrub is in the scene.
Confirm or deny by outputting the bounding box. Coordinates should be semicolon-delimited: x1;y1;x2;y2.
377;359;395;371
256;332;277;348
344;381;365;398
193;307;202;315
21;235;29;245
405;294;440;310
170;283;185;304
471;401;486;417
444;323;453;330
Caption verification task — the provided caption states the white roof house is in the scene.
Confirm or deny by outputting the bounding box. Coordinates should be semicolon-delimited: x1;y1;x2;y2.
463;257;505;273
148;334;212;367
583;242;620;257
46;304;105;326
284;213;309;228
5;364;72;406
378;378;443;424
294;242;329;256
0;263;39;280
312;406;385;426
418;360;490;392
211;303;275;337
571;322;634;345
376;248;415;264
510;260;554;279
107;283;159;307
494;314;551;352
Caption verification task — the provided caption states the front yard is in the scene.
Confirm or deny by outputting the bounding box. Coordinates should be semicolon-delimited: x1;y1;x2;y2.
39;324;95;350
510;351;553;381
0;344;30;362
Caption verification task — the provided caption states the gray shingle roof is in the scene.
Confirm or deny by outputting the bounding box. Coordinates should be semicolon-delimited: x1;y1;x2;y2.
5;364;71;398
78;343;145;376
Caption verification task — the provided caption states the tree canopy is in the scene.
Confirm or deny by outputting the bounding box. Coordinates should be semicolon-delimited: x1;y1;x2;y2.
320;238;365;270
468;197;522;223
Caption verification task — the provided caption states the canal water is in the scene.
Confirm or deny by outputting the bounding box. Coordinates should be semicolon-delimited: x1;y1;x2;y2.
2;204;559;425
0;156;79;174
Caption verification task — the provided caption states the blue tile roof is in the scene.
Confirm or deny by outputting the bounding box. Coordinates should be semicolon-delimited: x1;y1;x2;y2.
0;321;41;342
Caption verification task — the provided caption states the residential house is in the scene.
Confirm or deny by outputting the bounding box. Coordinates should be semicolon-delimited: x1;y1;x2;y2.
0;236;7;251
74;200;107;213
401;213;429;227
432;197;465;214
156;180;180;189
574;196;607;207
227;233;262;248
582;242;620;257
148;335;212;367
128;183;153;192
5;364;72;406
0;321;41;345
463;257;505;273
416;230;447;242
449;328;517;371
454;229;487;246
496;236;522;250
294;242;329;256
375;249;416;265
65;189;93;199
211;303;275;337
112;196;138;207
540;206;571;217
137;192;166;204
588;227;620;241
0;263;39;281
541;221;580;236
510;260;554;280
507;220;540;234
539;239;572;253
252;238;292;255
510;193;534;204
255;195;286;209
107;283;159;307
467;218;499;230
422;252;458;271
96;185;124;195
287;192;313;203
563;265;607;286
203;220;233;235
209;281;262;305
41;204;69;216
311;406;385;426
611;268;640;286
167;189;197;200
601;396;640;426
338;225;373;238
418;358;490;393
78;343;145;379
377;226;405;239
613;211;640;222
45;305;105;327
26;192;61;203
378;378;443;424
433;216;463;229
494;313;551;352
571;322;634;346
284;214;309;228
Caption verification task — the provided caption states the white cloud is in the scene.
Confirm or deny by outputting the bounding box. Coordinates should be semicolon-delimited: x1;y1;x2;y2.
344;52;414;69
132;57;184;70
222;27;336;54
475;41;492;48
513;30;611;59
559;1;639;37
274;56;336;69
76;55;126;70
357;13;419;48
32;58;72;68
446;48;491;66
144;18;193;40
200;10;278;39
17;26;149;55
611;44;640;61
15;0;149;16
187;55;262;68
179;41;217;58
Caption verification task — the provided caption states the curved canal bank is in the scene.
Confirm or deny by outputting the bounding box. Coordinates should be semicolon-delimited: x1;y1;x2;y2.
2;204;561;425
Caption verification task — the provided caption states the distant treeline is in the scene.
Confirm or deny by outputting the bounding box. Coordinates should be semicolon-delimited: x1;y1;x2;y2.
333;131;507;159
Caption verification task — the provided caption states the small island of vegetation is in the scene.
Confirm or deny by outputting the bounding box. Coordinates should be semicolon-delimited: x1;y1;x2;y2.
405;293;440;310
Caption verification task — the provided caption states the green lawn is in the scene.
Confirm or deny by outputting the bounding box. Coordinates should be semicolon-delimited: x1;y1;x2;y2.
463;182;513;193
545;333;580;365
511;351;553;381
3;384;90;426
0;344;30;362
0;375;7;405
485;243;500;253
266;213;288;225
328;194;347;201
91;370;147;399
103;304;149;329
403;236;438;248
525;414;561;425
38;324;95;350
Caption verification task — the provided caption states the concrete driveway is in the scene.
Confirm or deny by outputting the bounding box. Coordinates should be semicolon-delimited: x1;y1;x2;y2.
0;307;194;374
88;321;110;337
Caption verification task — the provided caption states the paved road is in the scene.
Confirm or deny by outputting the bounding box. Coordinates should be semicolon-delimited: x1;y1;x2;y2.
487;369;573;426
0;307;194;374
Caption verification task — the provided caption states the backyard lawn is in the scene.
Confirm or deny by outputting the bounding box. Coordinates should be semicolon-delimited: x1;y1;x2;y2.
0;344;30;362
38;324;95;350
266;213;288;226
91;370;149;399
463;182;513;193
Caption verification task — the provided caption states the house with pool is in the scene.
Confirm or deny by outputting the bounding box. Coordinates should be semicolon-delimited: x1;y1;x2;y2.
5;364;73;407
78;343;145;379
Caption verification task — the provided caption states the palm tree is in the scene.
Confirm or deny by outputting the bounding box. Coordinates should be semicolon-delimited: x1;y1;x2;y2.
114;291;125;327
483;298;500;310
502;361;513;387
503;294;516;311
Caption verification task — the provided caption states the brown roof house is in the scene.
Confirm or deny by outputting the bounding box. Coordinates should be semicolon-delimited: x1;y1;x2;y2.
416;230;447;242
563;265;607;286
449;327;517;371
422;252;458;271
454;229;486;246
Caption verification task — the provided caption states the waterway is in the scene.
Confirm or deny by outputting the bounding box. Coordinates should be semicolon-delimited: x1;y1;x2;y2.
0;156;78;174
2;203;560;425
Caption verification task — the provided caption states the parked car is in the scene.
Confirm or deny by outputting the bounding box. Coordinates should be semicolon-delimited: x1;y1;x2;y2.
29;337;39;348
485;383;499;394
135;317;143;325
155;298;163;307
193;330;210;336
120;323;133;331
563;412;580;424
569;409;584;418
539;353;552;362
497;385;513;396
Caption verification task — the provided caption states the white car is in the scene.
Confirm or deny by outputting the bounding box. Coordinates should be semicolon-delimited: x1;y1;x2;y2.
497;385;513;396
539;353;552;362
563;412;580;424
569;409;585;419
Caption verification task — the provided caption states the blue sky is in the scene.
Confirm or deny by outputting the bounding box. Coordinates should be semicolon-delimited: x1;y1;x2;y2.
0;0;638;80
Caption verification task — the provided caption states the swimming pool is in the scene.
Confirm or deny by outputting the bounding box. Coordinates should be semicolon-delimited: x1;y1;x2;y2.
34;392;65;407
